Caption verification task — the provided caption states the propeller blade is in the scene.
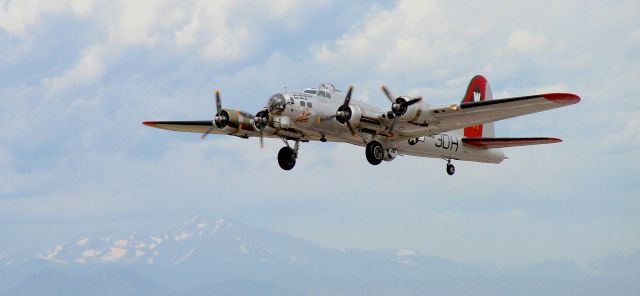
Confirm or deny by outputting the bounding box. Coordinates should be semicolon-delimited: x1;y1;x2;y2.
201;125;216;140
346;121;356;136
343;85;354;106
404;97;422;107
215;90;222;114
381;85;395;103
259;130;264;149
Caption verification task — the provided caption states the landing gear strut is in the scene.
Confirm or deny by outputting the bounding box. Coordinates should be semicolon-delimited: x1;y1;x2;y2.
366;141;384;165
278;137;300;170
446;159;455;176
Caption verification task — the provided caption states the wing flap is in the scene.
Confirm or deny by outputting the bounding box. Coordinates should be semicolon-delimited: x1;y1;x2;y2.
462;137;562;149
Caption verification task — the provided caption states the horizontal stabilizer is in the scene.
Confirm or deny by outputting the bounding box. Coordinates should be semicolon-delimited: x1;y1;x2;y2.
462;137;562;149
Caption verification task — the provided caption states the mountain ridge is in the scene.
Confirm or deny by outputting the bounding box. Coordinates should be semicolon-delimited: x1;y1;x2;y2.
1;215;639;295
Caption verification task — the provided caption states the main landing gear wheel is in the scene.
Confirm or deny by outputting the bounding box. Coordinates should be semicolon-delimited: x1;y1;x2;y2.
366;141;384;165
446;162;455;176
278;147;296;170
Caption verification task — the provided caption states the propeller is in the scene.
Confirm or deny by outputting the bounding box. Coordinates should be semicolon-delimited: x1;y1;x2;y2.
381;85;422;117
201;90;229;140
335;86;356;136
253;109;269;149
380;85;422;134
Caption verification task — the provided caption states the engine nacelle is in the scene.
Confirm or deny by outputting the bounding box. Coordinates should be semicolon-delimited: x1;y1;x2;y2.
347;104;362;127
253;108;270;131
397;98;428;121
217;109;255;133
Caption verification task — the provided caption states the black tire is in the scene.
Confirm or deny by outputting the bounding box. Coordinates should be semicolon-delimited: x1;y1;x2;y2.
366;141;384;165
278;147;296;170
446;163;455;175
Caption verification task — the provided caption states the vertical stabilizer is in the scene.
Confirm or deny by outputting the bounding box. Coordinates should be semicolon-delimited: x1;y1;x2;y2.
461;75;495;138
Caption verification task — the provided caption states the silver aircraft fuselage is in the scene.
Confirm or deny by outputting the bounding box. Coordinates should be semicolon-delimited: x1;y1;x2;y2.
271;89;504;164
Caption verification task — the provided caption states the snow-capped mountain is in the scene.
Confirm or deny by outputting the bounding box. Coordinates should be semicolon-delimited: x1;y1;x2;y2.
2;215;639;296
36;216;329;268
3;215;449;294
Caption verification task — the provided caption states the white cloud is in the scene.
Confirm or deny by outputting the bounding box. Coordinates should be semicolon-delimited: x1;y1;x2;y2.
632;29;640;45
106;1;162;46
0;0;40;35
313;0;461;76
604;112;640;151
174;0;203;46
531;83;569;94
0;0;100;35
0;146;11;167
43;45;106;94
506;29;548;52
34;0;334;94
40;0;96;16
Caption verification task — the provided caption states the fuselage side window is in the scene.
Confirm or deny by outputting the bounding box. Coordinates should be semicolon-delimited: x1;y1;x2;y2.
300;101;306;107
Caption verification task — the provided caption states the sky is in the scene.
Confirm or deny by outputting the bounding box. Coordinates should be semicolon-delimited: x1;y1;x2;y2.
0;0;639;266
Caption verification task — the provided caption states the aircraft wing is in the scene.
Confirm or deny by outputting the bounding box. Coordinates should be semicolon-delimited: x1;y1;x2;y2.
143;120;334;142
425;93;580;135
144;121;225;134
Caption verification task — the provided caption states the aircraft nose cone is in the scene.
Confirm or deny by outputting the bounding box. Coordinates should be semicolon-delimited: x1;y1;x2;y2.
268;93;286;114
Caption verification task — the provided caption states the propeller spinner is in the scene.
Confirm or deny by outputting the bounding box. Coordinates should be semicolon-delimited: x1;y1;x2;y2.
201;90;229;140
335;86;356;136
380;85;422;133
253;109;269;148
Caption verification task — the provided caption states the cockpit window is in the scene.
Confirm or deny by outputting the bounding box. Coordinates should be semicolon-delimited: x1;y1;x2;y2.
268;93;286;114
304;89;317;95
318;91;331;98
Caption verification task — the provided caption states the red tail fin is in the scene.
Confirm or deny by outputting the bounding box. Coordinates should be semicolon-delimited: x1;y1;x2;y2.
461;75;494;137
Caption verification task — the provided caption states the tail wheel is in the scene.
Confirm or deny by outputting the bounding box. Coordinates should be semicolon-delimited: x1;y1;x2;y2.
366;141;384;165
278;147;296;170
446;163;455;175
